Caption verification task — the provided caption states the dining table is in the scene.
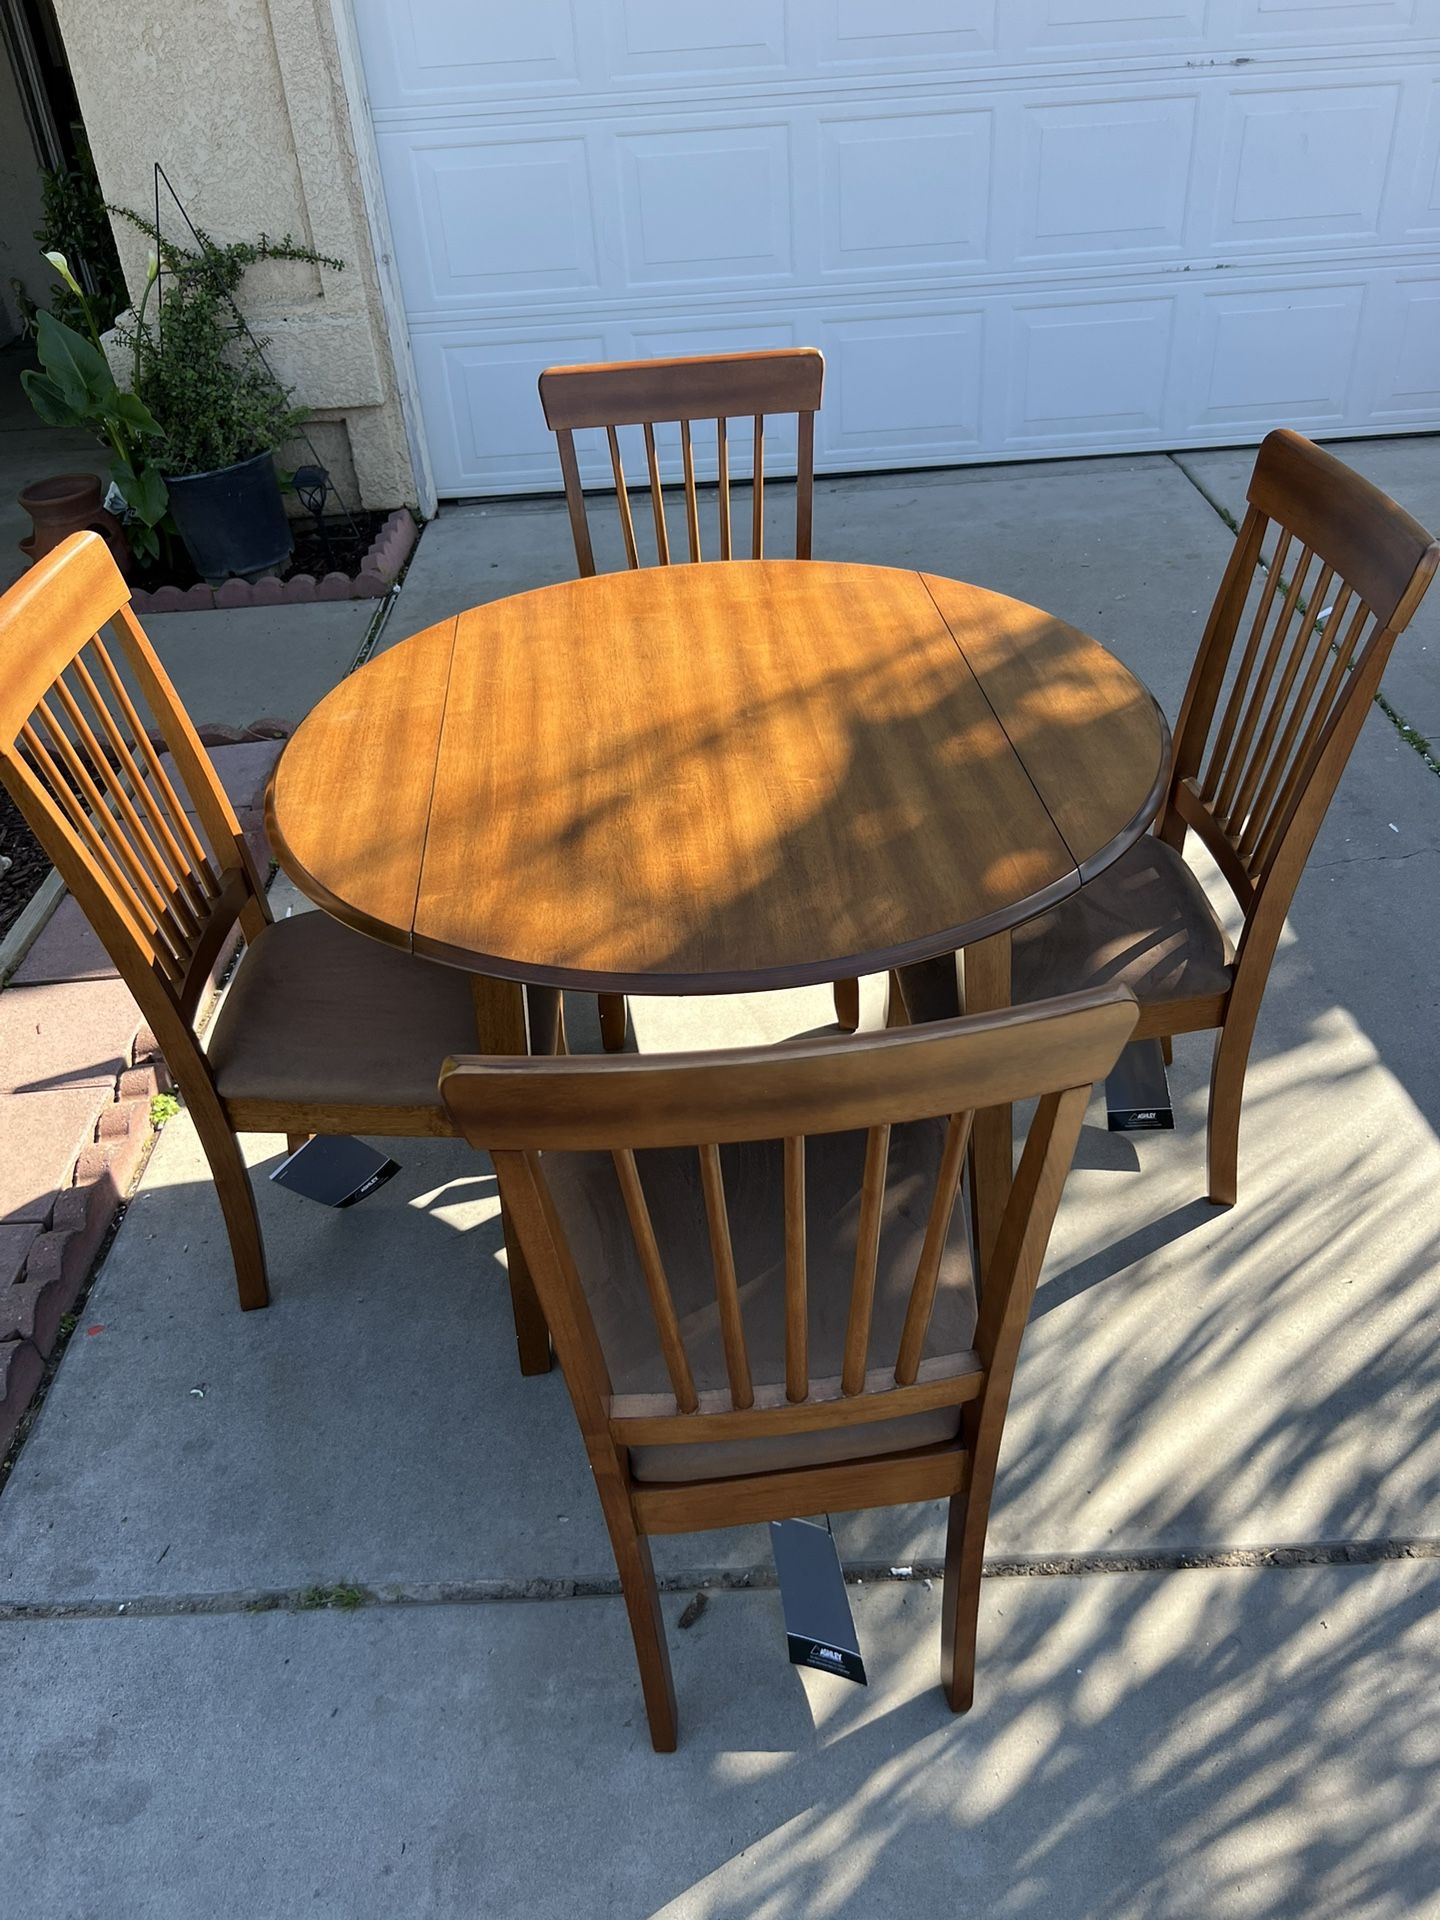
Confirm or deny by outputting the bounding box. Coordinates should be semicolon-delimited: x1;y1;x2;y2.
265;557;1169;1368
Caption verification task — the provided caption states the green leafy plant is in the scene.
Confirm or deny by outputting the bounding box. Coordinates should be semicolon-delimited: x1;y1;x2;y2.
110;208;342;479
21;252;170;561
40;143;131;332
149;1092;180;1128
8;138;128;341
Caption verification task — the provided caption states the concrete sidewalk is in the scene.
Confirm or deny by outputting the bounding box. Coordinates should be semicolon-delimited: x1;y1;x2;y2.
2;441;1438;1916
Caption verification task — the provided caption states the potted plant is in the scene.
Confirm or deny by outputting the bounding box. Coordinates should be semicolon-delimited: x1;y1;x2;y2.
21;253;169;562
111;213;343;584
22;216;342;584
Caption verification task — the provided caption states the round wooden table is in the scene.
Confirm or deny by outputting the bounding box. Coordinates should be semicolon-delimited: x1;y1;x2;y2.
268;559;1167;990
267;558;1167;1333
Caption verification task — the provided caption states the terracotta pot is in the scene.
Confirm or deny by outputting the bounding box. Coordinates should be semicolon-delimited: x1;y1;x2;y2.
19;473;131;574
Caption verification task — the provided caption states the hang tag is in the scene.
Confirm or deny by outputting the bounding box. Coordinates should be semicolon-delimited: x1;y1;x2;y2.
770;1518;866;1686
269;1136;400;1207
1105;1037;1175;1133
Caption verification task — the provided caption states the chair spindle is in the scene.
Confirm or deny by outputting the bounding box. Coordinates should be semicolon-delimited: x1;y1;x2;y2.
642;422;669;567
1202;526;1293;805
680;419;702;562
1230;560;1335;843
606;425;640;570
894;1110;972;1386
716;417;731;561
613;1149;696;1412
1212;544;1313;826
842;1124;891;1395
69;648;214;922
751;415;764;560
698;1143;752;1408
783;1134;807;1402
47;673;205;941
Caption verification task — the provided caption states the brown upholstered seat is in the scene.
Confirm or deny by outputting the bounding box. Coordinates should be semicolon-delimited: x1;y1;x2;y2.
207;910;478;1110
1012;835;1234;1009
543;1119;975;1483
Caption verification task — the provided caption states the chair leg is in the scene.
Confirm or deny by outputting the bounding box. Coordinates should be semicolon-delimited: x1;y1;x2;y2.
191;1104;269;1311
1161;1035;1173;1067
833;977;861;1032
286;1133;311;1155
940;1487;984;1713
603;1509;677;1751
499;1199;553;1375
1206;1013;1257;1209
598;993;628;1053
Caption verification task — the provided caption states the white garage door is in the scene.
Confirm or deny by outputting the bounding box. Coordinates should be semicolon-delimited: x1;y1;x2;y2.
352;2;1440;498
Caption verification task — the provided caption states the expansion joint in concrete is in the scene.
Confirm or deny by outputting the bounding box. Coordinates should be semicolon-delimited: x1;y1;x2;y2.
2;1534;1435;1628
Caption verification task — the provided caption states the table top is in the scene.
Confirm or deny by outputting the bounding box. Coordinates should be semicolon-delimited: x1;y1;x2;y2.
266;559;1169;993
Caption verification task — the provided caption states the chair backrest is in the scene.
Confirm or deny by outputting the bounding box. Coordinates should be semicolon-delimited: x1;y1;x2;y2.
1163;430;1438;926
441;988;1136;1465
538;348;824;577
0;533;269;1056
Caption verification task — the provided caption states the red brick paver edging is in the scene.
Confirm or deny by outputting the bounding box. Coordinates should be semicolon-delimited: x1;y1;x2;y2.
130;508;418;614
0;1036;172;1452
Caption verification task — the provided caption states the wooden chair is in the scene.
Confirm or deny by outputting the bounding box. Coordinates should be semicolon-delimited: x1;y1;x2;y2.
537;348;861;1047
441;984;1138;1749
1009;430;1438;1204
0;532;541;1357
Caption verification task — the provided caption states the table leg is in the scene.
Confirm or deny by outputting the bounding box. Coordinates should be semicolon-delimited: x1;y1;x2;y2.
470;975;553;1377
895;953;961;1024
962;930;1013;1275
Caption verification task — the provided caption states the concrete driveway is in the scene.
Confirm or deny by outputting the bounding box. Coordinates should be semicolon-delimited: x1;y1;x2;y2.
2;438;1438;1919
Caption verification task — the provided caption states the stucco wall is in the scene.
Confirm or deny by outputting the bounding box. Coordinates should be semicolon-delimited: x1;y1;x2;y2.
49;0;425;513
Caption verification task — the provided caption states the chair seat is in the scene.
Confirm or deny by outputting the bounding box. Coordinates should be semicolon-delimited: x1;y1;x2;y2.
1012;836;1234;1010
543;1120;976;1484
207;910;479;1112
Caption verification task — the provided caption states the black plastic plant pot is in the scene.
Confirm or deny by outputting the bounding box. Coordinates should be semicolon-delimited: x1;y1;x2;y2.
164;448;293;584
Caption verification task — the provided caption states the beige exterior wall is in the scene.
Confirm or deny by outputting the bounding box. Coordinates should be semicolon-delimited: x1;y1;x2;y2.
50;0;428;514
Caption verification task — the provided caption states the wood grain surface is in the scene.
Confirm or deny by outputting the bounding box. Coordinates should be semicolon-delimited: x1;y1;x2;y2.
921;573;1169;883
268;560;1167;992
266;617;457;951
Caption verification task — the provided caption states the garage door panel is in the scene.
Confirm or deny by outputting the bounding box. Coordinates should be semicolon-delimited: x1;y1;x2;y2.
600;0;790;81
1017;96;1198;263
1233;0;1428;43
1365;273;1440;418
814;1;998;69
1005;295;1176;446
617;124;794;286
378;133;601;306
1186;282;1367;430
353;0;582;111
818;111;992;273
1408;79;1440;233
412;331;608;494
1215;84;1402;249
1019;1;1213;54
818;313;986;457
